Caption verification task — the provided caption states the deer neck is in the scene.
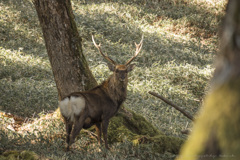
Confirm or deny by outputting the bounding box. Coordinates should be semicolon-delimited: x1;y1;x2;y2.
104;74;127;105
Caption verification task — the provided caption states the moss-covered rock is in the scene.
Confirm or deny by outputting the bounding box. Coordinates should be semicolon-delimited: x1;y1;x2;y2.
107;108;184;154
146;135;184;154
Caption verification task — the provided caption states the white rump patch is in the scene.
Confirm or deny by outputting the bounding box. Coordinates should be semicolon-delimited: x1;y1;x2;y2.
59;98;71;118
59;96;86;122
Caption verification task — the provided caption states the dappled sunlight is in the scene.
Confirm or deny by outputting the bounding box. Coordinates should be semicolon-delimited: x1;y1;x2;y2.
72;1;217;69
0;0;45;56
0;48;57;117
0;48;49;67
0;110;169;159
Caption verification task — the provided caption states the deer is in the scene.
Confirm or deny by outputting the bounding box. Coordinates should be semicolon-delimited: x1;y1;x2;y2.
59;35;143;150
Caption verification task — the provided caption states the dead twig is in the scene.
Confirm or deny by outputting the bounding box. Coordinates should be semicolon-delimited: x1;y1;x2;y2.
82;129;104;143
148;91;194;121
181;129;191;135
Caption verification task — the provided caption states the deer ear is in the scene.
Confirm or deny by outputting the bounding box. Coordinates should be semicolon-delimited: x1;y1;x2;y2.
127;64;135;72
107;63;115;71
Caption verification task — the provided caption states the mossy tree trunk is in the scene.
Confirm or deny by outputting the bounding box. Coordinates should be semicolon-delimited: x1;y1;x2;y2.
178;0;240;159
33;0;183;154
33;0;97;100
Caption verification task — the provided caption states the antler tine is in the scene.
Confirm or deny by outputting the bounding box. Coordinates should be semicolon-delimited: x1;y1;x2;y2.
125;35;144;66
92;35;116;65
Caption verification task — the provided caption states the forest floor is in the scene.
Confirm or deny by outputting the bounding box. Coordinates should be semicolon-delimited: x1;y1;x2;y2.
0;0;227;159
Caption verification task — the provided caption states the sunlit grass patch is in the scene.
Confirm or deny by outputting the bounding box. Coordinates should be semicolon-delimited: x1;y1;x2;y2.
0;111;168;159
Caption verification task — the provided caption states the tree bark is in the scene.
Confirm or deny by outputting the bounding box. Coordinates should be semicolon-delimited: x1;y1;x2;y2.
178;0;240;159
33;0;97;100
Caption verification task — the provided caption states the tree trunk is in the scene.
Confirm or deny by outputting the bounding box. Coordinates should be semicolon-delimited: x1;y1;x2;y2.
33;0;97;100
178;0;240;159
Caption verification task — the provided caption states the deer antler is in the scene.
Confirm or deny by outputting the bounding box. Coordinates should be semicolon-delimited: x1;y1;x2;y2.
92;35;116;65
125;35;144;66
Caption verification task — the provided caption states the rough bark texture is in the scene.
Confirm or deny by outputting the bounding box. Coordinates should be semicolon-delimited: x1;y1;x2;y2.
177;0;240;159
33;0;97;99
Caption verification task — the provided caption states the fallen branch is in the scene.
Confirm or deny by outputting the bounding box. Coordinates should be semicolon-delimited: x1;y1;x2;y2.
148;91;194;121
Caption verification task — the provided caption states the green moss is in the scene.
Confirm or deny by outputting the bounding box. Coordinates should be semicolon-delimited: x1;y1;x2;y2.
131;135;184;154
20;151;39;160
123;110;162;136
2;150;39;160
108;112;138;143
149;135;184;154
0;155;7;160
107;109;184;154
108;109;160;143
2;151;19;159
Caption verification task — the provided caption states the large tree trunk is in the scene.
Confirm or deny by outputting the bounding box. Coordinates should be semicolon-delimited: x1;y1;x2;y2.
33;0;97;99
33;0;183;154
178;0;240;159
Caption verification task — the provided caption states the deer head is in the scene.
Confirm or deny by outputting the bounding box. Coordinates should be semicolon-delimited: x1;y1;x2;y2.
92;35;143;82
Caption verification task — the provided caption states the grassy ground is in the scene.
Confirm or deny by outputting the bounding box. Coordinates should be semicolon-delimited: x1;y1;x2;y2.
0;0;227;159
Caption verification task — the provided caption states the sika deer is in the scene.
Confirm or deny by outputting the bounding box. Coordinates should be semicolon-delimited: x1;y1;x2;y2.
59;35;143;150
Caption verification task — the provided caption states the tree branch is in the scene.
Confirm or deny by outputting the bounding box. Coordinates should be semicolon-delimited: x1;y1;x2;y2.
148;91;194;121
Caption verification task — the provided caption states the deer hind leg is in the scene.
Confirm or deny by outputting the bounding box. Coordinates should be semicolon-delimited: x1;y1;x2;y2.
69;112;87;147
102;119;110;149
65;120;73;151
95;122;102;145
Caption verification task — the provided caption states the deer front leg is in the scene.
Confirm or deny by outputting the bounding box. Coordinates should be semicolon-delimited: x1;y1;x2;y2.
95;122;102;145
102;119;110;149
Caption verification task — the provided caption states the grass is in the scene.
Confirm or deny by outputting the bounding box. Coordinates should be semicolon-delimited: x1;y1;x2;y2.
0;0;227;159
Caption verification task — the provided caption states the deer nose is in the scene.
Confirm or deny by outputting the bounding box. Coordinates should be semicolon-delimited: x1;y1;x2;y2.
119;75;125;81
